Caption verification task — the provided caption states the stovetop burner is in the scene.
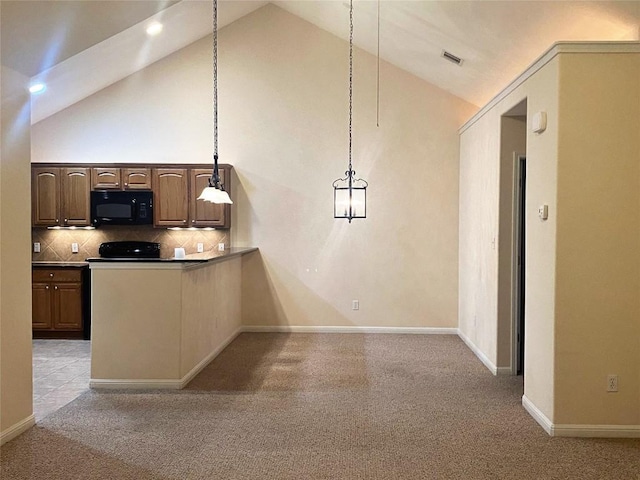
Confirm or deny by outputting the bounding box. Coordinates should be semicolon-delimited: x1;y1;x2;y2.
98;241;161;259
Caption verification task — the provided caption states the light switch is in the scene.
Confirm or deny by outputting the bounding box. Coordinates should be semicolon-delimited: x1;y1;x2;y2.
71;243;79;253
218;243;225;252
197;243;204;253
538;205;549;220
33;242;41;253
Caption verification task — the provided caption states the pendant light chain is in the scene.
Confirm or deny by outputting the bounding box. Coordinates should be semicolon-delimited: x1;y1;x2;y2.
376;0;380;128
213;0;218;161
348;0;353;175
197;0;233;204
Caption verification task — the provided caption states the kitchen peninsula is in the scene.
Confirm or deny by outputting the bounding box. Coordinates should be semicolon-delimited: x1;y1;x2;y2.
88;247;257;389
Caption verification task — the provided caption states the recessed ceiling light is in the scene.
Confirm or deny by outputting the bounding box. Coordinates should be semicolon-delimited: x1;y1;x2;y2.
29;83;46;94
146;22;163;36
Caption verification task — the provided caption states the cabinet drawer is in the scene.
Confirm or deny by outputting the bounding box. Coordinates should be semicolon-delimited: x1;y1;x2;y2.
92;168;122;190
122;168;152;190
33;269;83;283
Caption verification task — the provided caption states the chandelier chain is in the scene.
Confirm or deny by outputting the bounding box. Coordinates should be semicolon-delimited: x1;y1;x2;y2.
213;0;218;158
348;0;353;173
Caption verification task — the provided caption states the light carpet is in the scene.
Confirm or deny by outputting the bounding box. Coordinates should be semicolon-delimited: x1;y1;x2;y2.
1;333;638;479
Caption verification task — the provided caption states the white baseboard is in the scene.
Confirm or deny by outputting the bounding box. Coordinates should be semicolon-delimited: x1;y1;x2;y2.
552;424;640;438
89;379;183;389
496;366;513;375
179;326;242;388
90;327;243;390
241;325;458;335
521;395;639;438
522;394;553;435
0;414;35;446
457;329;509;376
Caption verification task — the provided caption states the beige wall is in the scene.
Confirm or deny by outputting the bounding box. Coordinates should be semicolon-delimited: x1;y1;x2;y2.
181;256;242;377
90;256;243;384
460;56;560;419
91;267;183;381
460;46;640;429
227;6;477;328
0;65;34;441
31;5;478;330
554;53;639;425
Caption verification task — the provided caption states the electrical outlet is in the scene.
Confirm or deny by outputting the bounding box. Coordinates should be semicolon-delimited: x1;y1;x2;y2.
71;243;79;253
218;243;225;252
197;243;204;253
33;242;41;253
352;300;359;310
607;374;618;392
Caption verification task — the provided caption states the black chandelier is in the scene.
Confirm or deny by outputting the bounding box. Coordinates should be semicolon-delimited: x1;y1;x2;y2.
198;0;232;205
333;0;368;223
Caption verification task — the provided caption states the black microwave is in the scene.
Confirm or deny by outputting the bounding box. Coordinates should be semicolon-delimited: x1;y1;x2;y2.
91;191;153;226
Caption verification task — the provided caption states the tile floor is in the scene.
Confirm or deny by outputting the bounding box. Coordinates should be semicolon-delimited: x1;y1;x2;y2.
32;339;91;421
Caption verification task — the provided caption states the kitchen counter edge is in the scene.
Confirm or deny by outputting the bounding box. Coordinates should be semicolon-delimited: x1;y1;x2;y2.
32;261;90;268
86;247;258;270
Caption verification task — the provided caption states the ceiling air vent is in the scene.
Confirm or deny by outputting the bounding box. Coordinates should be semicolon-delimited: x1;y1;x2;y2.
441;50;463;66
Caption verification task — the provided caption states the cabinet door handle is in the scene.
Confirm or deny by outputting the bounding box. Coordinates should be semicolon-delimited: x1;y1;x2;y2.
115;183;119;186
56;219;59;224
124;182;128;186
49;273;54;277
54;286;58;290
183;219;187;223
64;218;68;224
191;220;195;223
45;285;49;290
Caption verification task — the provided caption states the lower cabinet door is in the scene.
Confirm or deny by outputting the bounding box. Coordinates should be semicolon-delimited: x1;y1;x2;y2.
52;282;83;330
32;283;53;330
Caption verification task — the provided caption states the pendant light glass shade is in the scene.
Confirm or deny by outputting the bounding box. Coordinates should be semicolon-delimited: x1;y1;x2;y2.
198;186;233;204
333;172;367;222
199;0;233;205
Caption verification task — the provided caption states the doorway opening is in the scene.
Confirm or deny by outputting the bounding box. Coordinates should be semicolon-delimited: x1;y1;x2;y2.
498;99;527;377
513;154;526;375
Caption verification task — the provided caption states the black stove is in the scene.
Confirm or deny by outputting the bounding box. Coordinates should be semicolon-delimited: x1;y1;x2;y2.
98;241;161;259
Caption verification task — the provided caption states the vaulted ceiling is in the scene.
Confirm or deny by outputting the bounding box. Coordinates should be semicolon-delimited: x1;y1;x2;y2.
1;0;638;123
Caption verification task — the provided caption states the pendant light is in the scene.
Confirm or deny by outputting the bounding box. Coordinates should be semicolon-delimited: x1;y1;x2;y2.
198;0;233;205
333;0;367;223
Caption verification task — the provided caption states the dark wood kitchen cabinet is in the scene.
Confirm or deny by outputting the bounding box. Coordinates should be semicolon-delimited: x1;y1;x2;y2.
32;167;91;227
153;168;189;227
91;167;152;190
32;266;88;339
32;167;60;226
122;168;152;190
91;167;121;190
189;168;229;228
32;163;231;228
153;167;231;228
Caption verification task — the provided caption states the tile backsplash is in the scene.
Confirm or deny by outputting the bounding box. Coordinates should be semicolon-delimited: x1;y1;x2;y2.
32;226;228;261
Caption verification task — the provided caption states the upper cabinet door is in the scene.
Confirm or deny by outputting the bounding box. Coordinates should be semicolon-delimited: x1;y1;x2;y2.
122;168;152;190
189;168;228;227
32;167;61;226
153;168;188;227
61;168;91;226
91;168;121;190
